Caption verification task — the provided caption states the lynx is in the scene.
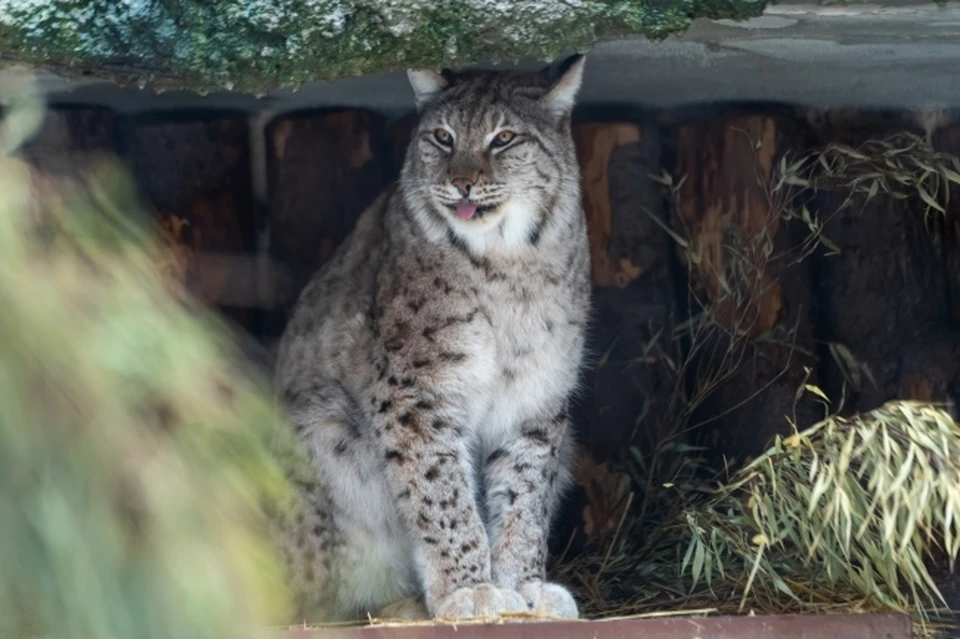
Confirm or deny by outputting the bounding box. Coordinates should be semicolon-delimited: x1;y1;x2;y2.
272;54;591;622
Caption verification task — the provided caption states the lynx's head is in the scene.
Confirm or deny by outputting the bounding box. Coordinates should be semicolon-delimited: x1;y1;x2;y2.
401;55;586;253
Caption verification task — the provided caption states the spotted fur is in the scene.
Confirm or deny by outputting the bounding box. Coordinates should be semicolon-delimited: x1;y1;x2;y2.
272;55;591;622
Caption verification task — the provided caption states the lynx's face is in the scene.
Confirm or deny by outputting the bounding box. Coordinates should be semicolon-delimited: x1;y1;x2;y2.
402;56;585;247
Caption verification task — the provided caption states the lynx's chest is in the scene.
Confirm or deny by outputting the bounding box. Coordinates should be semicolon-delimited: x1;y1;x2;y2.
470;255;588;433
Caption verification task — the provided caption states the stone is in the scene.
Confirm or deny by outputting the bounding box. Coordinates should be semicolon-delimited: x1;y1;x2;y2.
0;0;767;95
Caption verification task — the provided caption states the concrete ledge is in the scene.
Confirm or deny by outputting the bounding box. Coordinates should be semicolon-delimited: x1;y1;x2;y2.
0;0;768;95
7;1;958;118
275;613;913;639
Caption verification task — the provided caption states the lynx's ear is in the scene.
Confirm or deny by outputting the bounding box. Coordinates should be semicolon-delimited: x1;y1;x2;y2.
407;69;449;111
540;54;586;120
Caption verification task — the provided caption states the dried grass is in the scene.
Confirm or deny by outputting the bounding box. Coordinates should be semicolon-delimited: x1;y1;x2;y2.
547;129;960;638
682;401;960;632
502;398;960;635
777;131;960;224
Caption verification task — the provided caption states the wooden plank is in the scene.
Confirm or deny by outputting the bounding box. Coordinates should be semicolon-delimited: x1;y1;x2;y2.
669;113;820;461
275;613;912;639
120;112;258;330
265;108;387;336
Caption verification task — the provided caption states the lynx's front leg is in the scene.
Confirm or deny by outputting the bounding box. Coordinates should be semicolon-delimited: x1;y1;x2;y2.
484;405;579;619
372;380;526;619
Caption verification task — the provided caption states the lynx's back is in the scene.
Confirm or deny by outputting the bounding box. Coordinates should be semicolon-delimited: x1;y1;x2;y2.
273;55;591;623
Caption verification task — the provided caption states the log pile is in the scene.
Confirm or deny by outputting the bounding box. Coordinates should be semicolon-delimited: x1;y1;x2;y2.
14;101;960;474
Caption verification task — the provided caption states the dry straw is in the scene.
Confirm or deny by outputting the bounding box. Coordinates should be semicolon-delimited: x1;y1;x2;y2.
544;130;960;638
682;400;960;629
775;131;960;234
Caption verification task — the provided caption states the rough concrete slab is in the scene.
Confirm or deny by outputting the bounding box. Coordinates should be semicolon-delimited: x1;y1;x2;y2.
4;2;956;118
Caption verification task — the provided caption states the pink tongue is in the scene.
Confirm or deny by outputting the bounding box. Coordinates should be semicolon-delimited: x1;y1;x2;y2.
455;202;478;220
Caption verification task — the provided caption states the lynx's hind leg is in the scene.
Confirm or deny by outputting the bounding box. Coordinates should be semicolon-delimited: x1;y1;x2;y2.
273;385;419;622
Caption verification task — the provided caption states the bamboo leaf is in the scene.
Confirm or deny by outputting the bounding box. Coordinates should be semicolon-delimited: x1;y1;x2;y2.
917;184;945;213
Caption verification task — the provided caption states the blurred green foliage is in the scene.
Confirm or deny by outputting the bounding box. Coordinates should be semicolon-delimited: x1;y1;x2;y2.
0;86;302;638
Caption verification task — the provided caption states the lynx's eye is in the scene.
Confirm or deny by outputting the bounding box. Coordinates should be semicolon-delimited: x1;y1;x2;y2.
434;128;453;146
490;130;516;148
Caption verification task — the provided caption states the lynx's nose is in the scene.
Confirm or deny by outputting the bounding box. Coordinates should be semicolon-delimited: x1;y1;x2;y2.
451;176;474;198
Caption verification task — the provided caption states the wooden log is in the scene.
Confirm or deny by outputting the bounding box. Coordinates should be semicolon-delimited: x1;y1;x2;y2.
799;107;923;144
812;129;952;415
575;123;649;289
897;330;960;409
11;106;119;230
542;122;678;555
18;106;117;176
929;124;960;414
265;109;387;336
669;113;820;461
949;211;960;326
119;113;258;330
570;122;677;462
933;125;960;329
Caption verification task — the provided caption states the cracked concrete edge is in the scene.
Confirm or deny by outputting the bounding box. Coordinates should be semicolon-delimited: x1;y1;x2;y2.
0;0;771;96
3;1;957;118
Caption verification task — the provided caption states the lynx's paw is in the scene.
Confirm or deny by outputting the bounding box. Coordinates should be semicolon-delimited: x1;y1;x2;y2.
436;583;527;620
377;596;429;620
518;580;579;619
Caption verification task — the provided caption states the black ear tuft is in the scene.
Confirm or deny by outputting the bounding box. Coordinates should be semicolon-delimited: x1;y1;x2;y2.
539;53;584;86
440;68;459;86
540;54;586;120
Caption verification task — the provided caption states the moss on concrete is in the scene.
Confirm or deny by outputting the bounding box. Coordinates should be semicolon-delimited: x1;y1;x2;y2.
0;0;768;95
